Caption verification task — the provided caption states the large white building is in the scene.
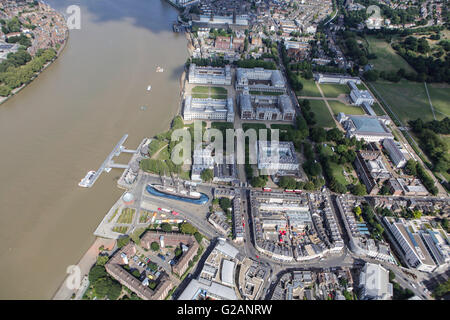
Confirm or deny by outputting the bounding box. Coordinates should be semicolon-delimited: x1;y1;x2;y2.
383;217;437;273
314;73;361;84
183;96;234;122
236;68;286;93
348;81;375;106
382;138;409;168
239;92;295;121
257;141;299;174
338;113;394;142
359;263;393;300
188;64;232;85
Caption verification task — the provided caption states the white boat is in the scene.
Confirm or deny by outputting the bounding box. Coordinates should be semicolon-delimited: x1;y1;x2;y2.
147;85;152;91
78;170;96;187
156;67;164;73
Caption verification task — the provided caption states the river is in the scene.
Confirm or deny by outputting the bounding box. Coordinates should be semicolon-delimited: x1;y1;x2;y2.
0;0;187;299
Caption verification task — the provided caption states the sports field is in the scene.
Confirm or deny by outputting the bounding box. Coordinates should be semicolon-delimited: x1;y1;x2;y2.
309;100;336;128
318;83;350;98
371;80;450;123
364;36;416;74
328;101;365;116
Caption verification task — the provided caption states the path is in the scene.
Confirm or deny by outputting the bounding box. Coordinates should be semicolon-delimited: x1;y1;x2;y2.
315;82;345;131
424;82;437;121
150;143;168;160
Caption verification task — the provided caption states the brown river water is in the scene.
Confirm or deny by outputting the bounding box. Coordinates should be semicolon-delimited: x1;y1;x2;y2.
0;0;187;299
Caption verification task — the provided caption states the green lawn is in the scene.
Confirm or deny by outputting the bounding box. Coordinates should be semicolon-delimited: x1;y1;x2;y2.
371;80;448;123
318;83;350;98
329;162;348;185
296;76;322;97
328;101;365;116
309;100;336;128
242;123;271;139
365;36;416;74
427;84;450;119
370;102;386;116
192;86;227;99
270;124;295;131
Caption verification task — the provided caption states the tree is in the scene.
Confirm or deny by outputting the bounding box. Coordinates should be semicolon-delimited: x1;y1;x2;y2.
180;222;198;235
160;223;172;232
278;176;297;189
150;241;160;251
350;184;367;196
96;255;109;267
309;127;327;143
251;176;267;187
175;247;182;257
200;168;213;182
194;232;203;244
354;206;362;216
404;159;417;176
303;160;322;177
89;265;107;284
219;198;232;212
107;280;122;300
413;210;422;219
117;236;130;248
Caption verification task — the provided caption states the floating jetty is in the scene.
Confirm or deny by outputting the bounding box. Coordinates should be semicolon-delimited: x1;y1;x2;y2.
78;134;136;188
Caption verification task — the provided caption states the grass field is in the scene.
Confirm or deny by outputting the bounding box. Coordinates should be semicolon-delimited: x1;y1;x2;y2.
117;208;135;224
427;83;450;119
329;162;348;186
296;76;322;97
370;102;386;116
371;80;450;123
270;124;295;131
192;86;227;99
309;100;336;128
242;123;271;139
365;36;416;74
318;83;350;97
328;101;365;116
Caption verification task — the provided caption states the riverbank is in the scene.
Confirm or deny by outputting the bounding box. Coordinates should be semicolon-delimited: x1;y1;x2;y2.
0;16;69;106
